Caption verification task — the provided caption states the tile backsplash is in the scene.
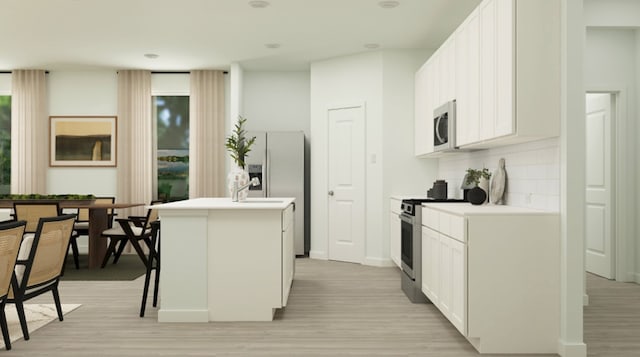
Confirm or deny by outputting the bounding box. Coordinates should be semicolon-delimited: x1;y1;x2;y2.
438;137;560;211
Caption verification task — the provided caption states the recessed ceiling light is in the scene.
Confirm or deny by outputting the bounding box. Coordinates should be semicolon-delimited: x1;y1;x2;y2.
249;0;270;8
144;53;159;59
265;43;281;49
364;43;380;49
378;1;399;9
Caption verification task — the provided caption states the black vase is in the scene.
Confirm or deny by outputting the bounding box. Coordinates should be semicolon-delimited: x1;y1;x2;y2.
467;186;487;205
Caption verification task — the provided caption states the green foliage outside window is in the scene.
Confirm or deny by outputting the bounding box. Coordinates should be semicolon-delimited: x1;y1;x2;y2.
155;96;189;202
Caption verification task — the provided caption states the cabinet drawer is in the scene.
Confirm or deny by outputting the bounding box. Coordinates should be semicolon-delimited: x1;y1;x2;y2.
437;211;466;243
422;207;439;230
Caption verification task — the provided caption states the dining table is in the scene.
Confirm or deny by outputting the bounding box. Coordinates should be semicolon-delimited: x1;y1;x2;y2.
68;202;145;269
1;200;144;269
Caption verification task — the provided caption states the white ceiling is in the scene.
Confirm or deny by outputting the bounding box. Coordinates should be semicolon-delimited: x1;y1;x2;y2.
1;0;481;71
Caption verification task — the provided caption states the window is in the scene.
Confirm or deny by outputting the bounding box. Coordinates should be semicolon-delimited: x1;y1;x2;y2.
154;96;189;201
0;95;9;194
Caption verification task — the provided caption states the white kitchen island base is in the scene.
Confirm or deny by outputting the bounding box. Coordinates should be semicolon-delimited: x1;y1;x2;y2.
153;197;295;322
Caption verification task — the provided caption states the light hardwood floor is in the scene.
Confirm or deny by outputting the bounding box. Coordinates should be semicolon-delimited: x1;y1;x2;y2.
7;259;640;356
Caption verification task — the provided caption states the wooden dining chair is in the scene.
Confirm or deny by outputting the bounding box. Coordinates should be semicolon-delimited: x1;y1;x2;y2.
12;202;60;233
68;197;116;269
0;221;26;350
8;214;76;341
100;200;163;268
140;220;160;317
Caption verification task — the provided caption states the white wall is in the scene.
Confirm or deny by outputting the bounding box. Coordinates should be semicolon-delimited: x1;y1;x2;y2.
637;29;640;283
310;50;438;265
47;71;118;196
584;28;638;282
438;138;560;211
0;73;10;93
242;71;310;134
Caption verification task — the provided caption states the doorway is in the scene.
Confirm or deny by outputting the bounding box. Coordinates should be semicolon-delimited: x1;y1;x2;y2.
327;104;365;264
584;92;615;279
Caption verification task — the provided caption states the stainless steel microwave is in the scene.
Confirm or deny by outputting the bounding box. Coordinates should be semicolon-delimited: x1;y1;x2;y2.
433;100;456;152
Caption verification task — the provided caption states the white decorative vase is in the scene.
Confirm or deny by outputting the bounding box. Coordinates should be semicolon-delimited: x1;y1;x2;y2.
227;166;250;201
478;177;490;204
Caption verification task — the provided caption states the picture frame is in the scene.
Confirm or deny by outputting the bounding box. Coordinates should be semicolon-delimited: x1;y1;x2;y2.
49;116;117;167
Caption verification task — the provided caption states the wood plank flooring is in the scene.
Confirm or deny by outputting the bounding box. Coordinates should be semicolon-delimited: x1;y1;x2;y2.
5;259;639;356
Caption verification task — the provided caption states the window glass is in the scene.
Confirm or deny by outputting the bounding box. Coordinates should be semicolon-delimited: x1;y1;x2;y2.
155;96;189;201
0;96;9;194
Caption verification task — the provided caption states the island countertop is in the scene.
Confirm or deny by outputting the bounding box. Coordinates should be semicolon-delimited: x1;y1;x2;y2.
151;197;295;210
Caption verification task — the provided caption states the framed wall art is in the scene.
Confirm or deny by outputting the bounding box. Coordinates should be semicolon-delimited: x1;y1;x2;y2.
49;116;117;167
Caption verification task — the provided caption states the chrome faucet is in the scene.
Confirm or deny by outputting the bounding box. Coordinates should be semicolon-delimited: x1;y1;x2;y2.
232;177;260;202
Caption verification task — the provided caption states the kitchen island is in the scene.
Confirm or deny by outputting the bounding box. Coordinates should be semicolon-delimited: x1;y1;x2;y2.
153;197;295;322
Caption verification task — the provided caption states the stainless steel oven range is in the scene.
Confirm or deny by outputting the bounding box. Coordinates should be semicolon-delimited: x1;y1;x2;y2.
399;198;465;303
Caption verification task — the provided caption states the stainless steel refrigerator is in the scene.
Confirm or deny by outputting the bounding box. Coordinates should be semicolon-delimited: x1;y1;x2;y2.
246;131;306;255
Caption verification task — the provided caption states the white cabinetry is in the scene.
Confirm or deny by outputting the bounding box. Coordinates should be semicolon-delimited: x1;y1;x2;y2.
389;198;402;268
414;34;456;157
421;203;560;354
421;209;467;336
281;204;295;306
455;8;480;147
457;0;559;148
417;0;559;152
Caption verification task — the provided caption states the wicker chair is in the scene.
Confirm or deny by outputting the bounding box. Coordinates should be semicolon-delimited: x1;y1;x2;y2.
12;202;60;233
0;221;26;350
8;214;76;341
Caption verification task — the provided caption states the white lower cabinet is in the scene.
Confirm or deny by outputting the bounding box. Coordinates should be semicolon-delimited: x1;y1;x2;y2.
421;225;466;336
281;204;295;306
421;204;560;354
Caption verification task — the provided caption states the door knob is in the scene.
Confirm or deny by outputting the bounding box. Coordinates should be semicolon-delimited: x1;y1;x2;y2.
328;190;334;196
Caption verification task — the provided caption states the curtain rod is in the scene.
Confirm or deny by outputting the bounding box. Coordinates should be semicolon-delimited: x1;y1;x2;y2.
0;71;50;74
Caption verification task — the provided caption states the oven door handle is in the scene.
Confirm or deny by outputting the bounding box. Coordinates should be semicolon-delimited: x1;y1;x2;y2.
399;213;414;224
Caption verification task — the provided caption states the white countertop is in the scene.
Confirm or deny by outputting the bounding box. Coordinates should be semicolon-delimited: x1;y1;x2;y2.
151;197;295;210
422;202;558;216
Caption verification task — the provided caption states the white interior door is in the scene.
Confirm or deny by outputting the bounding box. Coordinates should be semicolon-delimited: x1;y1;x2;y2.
327;105;365;264
585;93;614;279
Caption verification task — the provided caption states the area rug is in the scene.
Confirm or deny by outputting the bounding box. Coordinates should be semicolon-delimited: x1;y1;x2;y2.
1;303;81;349
61;254;146;281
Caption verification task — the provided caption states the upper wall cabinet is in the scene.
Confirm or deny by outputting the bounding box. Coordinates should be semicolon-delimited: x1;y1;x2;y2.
414;34;455;157
460;0;560;148
416;0;560;155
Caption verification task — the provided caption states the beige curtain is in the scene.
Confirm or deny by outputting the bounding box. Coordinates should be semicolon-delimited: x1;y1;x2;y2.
117;70;152;216
189;70;226;198
10;70;47;194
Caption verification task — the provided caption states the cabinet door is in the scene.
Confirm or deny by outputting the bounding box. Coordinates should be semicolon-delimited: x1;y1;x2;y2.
438;234;467;335
421;226;439;303
479;0;497;141
455;8;480;147
438;233;452;317
494;0;514;137
449;237;467;335
281;206;294;306
441;35;456;103
414;62;433;156
390;213;401;267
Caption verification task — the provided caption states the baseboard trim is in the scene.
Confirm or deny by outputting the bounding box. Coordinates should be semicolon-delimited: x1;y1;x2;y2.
158;309;209;323
309;250;327;260
557;340;587;357
363;256;395;267
634;272;640;284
